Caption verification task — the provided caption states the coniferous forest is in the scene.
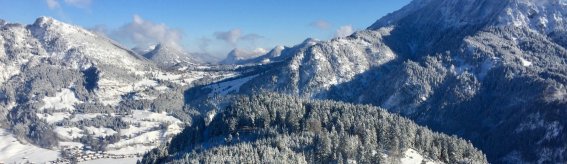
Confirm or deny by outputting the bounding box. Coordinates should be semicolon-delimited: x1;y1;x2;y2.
141;93;487;163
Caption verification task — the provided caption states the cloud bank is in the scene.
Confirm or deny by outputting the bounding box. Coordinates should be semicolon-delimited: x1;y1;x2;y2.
46;0;60;9
45;0;91;9
113;15;184;50
335;25;354;38
89;15;269;59
63;0;91;8
214;29;264;46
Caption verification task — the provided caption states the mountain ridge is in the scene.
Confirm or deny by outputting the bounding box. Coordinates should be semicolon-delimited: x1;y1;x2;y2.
0;16;238;163
185;0;567;163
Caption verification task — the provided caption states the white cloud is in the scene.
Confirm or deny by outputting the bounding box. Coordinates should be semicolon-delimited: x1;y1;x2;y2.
197;37;212;52
89;25;108;36
45;0;91;9
114;15;184;50
63;0;91;8
45;0;61;9
214;29;241;45
214;29;264;46
335;25;354;38
240;33;263;42
310;20;331;30
229;48;268;59
250;48;268;56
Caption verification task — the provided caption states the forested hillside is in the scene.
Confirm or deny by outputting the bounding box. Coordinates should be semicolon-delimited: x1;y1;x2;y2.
141;93;487;163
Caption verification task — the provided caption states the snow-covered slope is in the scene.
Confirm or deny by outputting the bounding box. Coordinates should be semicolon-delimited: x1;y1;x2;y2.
0;129;59;163
369;0;567;32
30;16;152;72
367;0;567;55
0;17;237;163
186;0;567;163
202;29;396;97
400;149;438;164
141;43;197;69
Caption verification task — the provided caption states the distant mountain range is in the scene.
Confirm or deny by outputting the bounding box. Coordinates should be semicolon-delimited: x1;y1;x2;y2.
185;0;567;163
0;15;479;163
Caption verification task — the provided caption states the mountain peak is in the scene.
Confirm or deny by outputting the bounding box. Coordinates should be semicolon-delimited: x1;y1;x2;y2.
301;38;320;46
369;0;509;29
275;45;285;50
154;42;172;49
30;16;98;39
227;48;245;57
266;45;285;58
154;43;165;48
369;0;566;33
151;43;167;53
142;42;197;68
150;42;186;54
144;42;183;58
132;44;158;55
33;16;58;27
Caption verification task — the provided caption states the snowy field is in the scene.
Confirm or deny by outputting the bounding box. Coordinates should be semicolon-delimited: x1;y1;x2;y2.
206;75;258;96
401;148;437;164
0;129;60;163
80;157;139;164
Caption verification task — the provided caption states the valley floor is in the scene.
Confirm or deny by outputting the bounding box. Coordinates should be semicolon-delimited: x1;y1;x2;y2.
0;129;59;163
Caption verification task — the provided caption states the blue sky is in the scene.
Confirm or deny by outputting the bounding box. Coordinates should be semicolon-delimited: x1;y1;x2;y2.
0;0;411;58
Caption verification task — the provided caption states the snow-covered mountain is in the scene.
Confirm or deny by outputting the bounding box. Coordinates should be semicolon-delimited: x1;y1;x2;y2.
31;17;154;71
0;17;236;163
219;48;268;65
2;0;567;163
0;17;152;86
141;43;198;70
134;43;221;67
0;15;488;164
219;39;319;66
186;0;567;163
367;0;567;56
132;44;157;55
